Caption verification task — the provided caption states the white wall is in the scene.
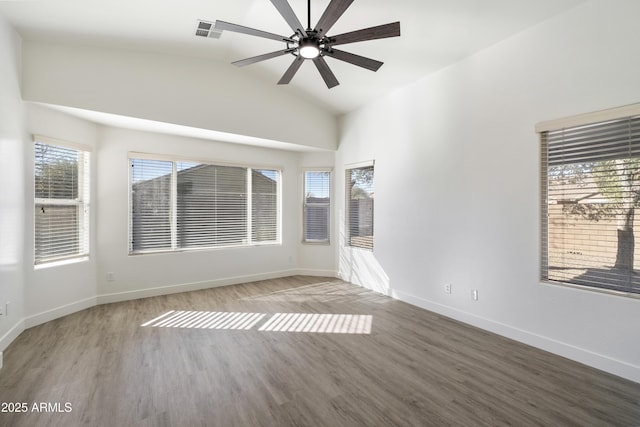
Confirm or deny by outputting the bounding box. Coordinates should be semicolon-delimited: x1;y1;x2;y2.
21;41;337;151
0;13;26;351
95;126;313;302
23;104;99;326
336;0;640;382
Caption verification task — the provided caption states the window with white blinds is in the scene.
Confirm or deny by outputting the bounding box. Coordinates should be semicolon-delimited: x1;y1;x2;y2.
130;159;173;251
345;165;374;250
130;156;280;254
540;111;640;295
303;170;331;243
34;139;90;265
252;169;280;243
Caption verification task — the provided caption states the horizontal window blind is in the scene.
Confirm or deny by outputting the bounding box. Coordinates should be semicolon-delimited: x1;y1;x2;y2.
304;171;330;243
252;169;280;243
541;115;640;294
130;159;173;252
34;140;90;264
177;163;247;248
130;157;280;253
345;165;374;250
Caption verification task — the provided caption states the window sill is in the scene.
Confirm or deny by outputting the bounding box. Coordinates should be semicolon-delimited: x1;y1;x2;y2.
541;279;640;300
302;240;331;246
129;242;282;256
35;256;90;270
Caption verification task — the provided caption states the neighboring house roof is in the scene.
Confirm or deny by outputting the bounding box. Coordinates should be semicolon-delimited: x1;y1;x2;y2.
549;176;609;205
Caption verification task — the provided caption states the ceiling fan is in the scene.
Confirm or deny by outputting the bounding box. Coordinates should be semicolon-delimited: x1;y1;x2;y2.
211;0;401;89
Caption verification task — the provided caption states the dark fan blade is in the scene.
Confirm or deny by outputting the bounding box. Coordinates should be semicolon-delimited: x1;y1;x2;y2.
269;0;307;37
329;22;400;46
233;49;295;67
322;48;383;72
315;0;354;38
278;56;305;85
312;57;339;88
214;20;294;42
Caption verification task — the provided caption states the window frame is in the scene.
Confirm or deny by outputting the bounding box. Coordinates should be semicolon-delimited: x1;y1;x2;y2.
537;103;640;297
128;152;282;255
303;169;332;245
345;161;375;251
33;135;91;266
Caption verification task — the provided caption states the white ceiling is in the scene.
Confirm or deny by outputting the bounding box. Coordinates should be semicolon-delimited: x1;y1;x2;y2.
1;0;584;117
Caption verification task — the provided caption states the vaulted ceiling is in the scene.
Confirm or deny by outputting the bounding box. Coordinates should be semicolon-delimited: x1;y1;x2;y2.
1;0;583;116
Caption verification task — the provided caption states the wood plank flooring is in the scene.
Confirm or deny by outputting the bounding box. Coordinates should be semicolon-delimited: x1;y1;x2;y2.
0;276;639;426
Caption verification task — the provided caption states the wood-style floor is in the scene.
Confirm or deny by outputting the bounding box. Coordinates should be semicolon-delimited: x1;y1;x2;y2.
0;276;639;426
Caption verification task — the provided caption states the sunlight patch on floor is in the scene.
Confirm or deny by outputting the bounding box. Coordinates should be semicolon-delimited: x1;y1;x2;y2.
258;313;372;334
141;310;265;330
141;311;372;334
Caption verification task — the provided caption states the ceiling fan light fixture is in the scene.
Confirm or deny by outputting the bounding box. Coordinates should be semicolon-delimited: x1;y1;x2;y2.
299;39;320;59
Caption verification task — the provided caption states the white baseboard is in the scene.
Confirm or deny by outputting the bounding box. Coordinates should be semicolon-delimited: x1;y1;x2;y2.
295;268;339;278
0;319;25;353
96;269;310;305
390;288;640;384
24;296;97;329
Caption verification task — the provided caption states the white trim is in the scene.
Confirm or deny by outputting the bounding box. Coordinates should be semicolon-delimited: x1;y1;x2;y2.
32;134;92;152
302;166;334;172
276;169;283;245
541;279;640;300
295;268;339;278
344;159;375;169
128;151;284;172
535;102;640;133
389;287;640;384
247;167;253;243
97;269;339;305
97;269;311;305
34;255;90;270
24;296;97;329
0;319;25;352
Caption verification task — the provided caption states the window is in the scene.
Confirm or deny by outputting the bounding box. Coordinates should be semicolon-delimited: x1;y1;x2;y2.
130;156;280;253
539;106;640;295
34;138;90;265
345;164;374;250
303;170;331;243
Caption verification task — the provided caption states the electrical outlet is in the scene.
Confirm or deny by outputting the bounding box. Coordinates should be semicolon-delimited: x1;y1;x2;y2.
444;283;452;294
107;272;115;282
471;289;479;301
5;302;9;316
